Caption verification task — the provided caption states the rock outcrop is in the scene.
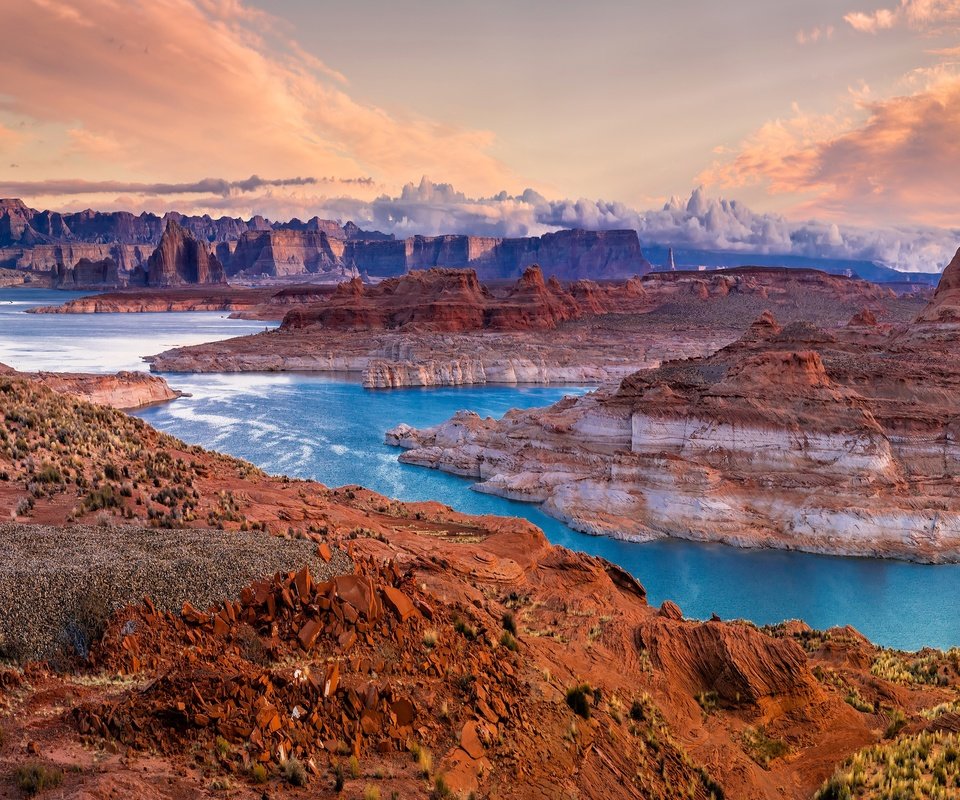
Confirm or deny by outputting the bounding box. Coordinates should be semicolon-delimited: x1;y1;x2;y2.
28;287;278;314
914;245;960;323
142;220;227;287
55;256;122;289
149;266;920;388
0;198;651;284
386;260;960;561
0;198;390;282
0;361;180;409
279;266;608;333
1;374;957;799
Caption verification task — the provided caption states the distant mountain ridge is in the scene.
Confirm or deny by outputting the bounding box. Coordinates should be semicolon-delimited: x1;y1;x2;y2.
0;198;932;286
0;199;653;284
0;197;394;247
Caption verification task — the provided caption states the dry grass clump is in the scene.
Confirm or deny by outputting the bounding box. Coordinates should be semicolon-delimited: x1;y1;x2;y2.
741;726;789;768
871;648;960;686
0;377;261;529
15;763;63;795
815;731;960;799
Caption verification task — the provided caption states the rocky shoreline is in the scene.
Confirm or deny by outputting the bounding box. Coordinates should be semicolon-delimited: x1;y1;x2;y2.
0;362;181;409
385;250;960;563
3;364;960;799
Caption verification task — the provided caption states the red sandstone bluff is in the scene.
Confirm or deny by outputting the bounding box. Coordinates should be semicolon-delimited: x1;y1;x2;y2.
1;375;959;799
388;248;960;563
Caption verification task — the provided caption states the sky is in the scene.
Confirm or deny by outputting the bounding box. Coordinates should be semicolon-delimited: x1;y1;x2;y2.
1;0;960;270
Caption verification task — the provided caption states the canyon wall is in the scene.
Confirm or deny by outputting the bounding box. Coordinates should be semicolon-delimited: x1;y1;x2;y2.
0;198;652;283
386;252;960;561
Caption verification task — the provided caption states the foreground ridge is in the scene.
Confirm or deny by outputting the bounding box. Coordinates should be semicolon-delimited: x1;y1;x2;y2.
1;371;960;797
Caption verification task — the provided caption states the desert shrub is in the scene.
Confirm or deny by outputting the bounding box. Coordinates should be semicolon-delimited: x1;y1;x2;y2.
453;616;477;640
566;684;593;719
16;764;63;795
236;624;271;666
815;731;960;799
500;631;518;651
83;483;119;511
502;612;517;635
282;757;308;786
844;689;874;713
696;690;719;714
884;708;907;738
742;726;789;768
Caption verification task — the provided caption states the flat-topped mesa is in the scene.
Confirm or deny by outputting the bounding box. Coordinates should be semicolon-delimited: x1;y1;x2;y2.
140;219;226;287
279;266;617;333
641;265;897;304
388;302;960;561
0;361;180;409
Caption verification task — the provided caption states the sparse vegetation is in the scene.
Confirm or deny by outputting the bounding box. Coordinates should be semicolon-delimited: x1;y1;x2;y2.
453;615;477;640
410;741;432;777
15;764;64;795
884;708;907;739
815;731;960;799
871;648;960;687
430;774;455;799
499;631;518;651
282;757;308;786
248;763;268;784
844;689;874;713
502;611;517;635
566;683;593;719
741;726;789;768
695;690;719;715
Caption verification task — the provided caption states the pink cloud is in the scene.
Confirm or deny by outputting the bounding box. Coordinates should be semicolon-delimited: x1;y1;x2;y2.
845;1;960;33
699;68;960;226
0;0;521;196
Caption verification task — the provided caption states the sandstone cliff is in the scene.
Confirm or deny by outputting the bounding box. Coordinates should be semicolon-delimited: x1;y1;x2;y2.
149;266;919;388
142;219;227;287
0;198;390;282
386;262;960;561
55;256;122;289
2;375;958;799
278;266;643;333
0;361;180;409
224;227;652;281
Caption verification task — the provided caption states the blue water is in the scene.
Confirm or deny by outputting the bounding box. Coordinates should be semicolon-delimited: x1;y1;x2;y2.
2;288;959;650
0;289;272;373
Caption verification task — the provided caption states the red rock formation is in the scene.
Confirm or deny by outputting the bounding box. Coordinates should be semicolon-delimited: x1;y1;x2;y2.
55;256;122;289
3;376;960;798
144;219;226;287
0;361;180;409
279;266;648;333
388;264;960;560
915;246;960;322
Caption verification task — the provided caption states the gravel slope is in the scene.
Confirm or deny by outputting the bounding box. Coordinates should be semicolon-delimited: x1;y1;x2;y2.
0;523;351;662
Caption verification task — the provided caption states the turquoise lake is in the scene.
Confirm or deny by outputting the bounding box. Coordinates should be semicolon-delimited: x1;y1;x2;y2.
2;288;958;651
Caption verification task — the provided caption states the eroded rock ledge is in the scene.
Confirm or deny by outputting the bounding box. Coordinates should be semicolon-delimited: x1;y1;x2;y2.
386;249;960;562
0;361;180;409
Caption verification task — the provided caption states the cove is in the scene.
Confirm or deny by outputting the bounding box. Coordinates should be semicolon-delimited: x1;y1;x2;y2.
135;371;960;652
1;288;958;651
